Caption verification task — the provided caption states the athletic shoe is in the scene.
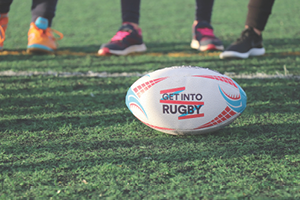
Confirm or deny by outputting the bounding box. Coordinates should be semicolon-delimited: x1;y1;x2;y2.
0;13;8;51
190;21;224;51
219;27;265;59
98;23;147;56
27;17;63;54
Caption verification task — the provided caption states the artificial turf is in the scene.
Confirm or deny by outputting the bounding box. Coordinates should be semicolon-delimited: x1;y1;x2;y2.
1;0;300;199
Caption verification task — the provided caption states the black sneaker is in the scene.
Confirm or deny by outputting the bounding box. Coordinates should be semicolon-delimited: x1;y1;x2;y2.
190;21;224;51
98;23;147;56
219;27;265;59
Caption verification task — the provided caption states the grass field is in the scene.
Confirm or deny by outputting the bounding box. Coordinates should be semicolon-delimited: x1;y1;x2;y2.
1;0;300;199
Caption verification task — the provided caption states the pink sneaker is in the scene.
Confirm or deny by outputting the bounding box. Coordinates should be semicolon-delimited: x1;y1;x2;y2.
98;23;147;56
190;21;224;51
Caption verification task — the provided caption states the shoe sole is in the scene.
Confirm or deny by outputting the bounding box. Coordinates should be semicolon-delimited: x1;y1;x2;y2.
27;44;55;54
190;39;224;51
98;43;147;56
219;48;265;59
27;48;54;54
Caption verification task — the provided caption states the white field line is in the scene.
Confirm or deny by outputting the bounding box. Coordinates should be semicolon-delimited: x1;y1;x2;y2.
0;70;147;78
0;70;299;79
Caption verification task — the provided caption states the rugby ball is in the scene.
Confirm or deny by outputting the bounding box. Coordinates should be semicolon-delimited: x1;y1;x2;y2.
125;66;247;135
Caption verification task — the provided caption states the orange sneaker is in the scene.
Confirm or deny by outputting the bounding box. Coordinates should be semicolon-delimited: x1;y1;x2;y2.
27;17;63;54
0;13;8;51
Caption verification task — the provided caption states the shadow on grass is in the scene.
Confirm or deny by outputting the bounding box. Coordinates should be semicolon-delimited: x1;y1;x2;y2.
0;77;299;133
1;76;299;181
0;76;133;132
1;121;300;174
1;51;300;76
1;38;300;76
239;78;300;114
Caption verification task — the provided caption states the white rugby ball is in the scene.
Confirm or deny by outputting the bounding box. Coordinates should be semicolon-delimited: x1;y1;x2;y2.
125;66;247;135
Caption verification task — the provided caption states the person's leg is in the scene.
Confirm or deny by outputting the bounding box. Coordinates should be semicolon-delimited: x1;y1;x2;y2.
31;0;58;27
27;0;63;53
220;0;275;59
191;0;224;51
0;0;13;50
98;0;146;56
122;0;140;24
246;0;275;33
0;0;13;13
195;0;214;23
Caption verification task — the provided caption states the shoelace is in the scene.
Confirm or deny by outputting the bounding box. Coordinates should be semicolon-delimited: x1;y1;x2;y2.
48;28;64;41
0;25;5;43
0;14;7;44
197;28;215;37
111;31;130;41
236;28;253;42
33;26;64;42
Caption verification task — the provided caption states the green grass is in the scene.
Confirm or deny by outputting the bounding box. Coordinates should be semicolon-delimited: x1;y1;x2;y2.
1;0;300;199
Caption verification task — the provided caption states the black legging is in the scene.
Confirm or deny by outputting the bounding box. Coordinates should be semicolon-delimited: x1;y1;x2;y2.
246;0;275;31
195;0;214;23
0;0;58;26
121;0;215;24
120;0;275;31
